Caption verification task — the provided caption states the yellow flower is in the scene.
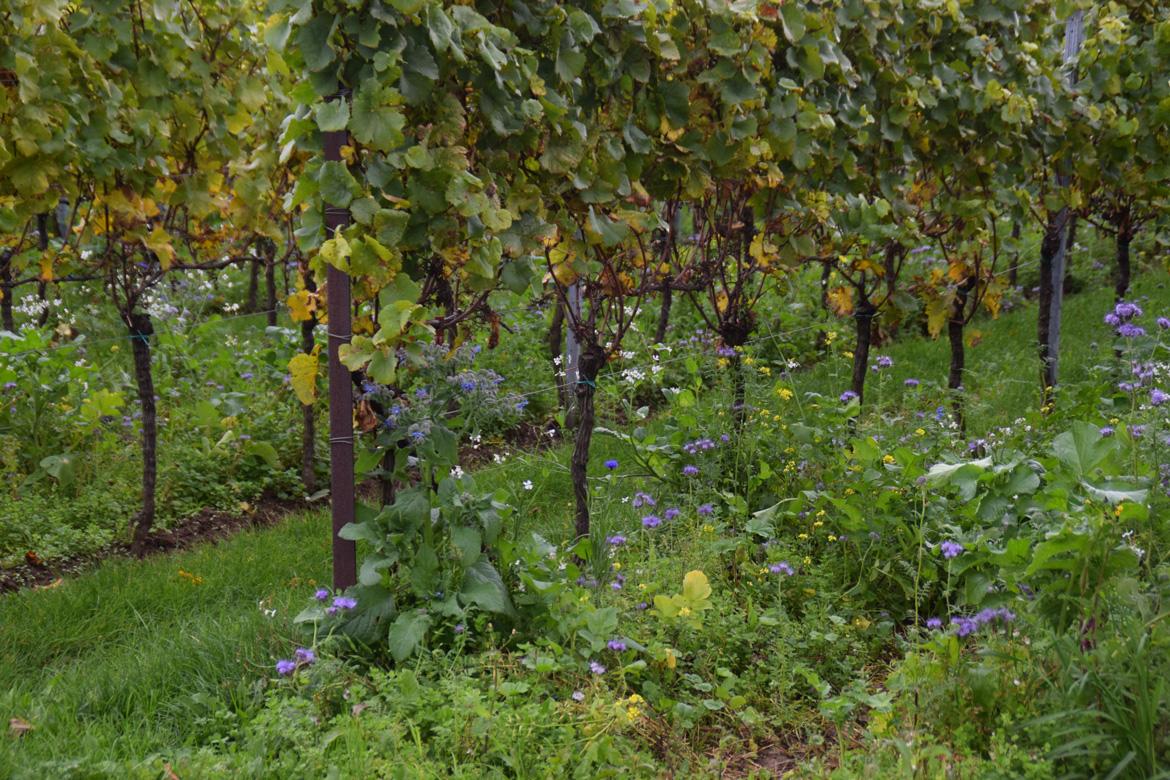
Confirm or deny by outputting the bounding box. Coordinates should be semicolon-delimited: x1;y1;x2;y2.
844;351;854;358
759;366;771;376
679;607;693;617
613;562;621;570
813;521;823;527
702;524;715;533
882;454;895;464
803;556;812;565
798;533;808;539
828;535;837;542
915;428;926;436
776;387;794;401
628;694;644;704
844;488;854;495
744;356;754;365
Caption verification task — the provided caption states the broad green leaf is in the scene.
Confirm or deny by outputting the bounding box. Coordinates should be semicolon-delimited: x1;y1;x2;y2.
387;610;432;661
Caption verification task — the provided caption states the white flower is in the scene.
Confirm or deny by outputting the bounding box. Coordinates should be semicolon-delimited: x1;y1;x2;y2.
451;466;465;479
553;356;562;366
523;480;533;490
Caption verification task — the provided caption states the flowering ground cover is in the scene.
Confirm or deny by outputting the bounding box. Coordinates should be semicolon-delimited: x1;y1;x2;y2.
4;244;1170;778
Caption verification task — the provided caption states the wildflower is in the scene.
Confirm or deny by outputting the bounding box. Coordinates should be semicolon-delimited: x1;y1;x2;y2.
451;466;465;479
411;431;425;440
333;596;358;610
697;504;714;516
607;640;627;652
1158;317;1170;330
664;508;680;520
1118;323;1146;339
770;562;795;576
1104;313;1121;326
605;459;619;469
839;390;858;403
1101;426;1115;438
294;648;315;664
572;690;585;701
642;515;662;529
876;355;893;368
1114;301;1143;319
632;491;656;507
683;465;699;476
276;659;296;676
905;378;920;388
523;480;534;490
315;588;329;602
606;535;628;547
940;541;964;559
455;624;465;634
926;618;942;629
1130;425;1146;438
636;601;649;611
1152;389;1168;407
590;661;606;675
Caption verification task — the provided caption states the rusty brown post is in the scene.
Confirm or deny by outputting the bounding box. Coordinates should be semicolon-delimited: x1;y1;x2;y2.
324;91;357;590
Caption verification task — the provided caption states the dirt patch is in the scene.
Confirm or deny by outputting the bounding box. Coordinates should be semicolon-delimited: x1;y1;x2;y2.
0;420;565;596
0;493;312;595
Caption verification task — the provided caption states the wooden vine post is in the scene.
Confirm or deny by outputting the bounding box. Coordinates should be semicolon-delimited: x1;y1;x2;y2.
323;91;357;591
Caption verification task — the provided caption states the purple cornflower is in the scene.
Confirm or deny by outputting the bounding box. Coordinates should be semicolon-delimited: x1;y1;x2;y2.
315;589;329;602
606;535;628;547
589;661;606;675
636;601;649;611
1118;323;1146;339
940;541;964;559
664;508;681;520
1130;425;1146;438
276;659;296;676
926;618;942;629
840;391;858;403
1159;317;1170;330
607;640;627;652
605;460;619;469
455;624;465;634
632;491;656;508
1152;389;1168;407
294;648;315;664
770;562;795;576
683;465;699;477
869;531;881;540
1115;301;1143;319
642;515;662;529
951;617;979;637
1101;426;1115;438
1105;313;1121;326
721;434;730;442
697;504;714;516
877;355;894;368
905;378;920;388
333;596;358;610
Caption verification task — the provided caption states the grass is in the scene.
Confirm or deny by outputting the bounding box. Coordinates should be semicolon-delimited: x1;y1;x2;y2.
0;510;331;773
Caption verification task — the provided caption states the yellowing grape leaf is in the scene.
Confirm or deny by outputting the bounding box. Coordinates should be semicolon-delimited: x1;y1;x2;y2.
287;290;317;322
143;226;176;268
289;346;322;405
827;285;853;317
925;297;950;337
